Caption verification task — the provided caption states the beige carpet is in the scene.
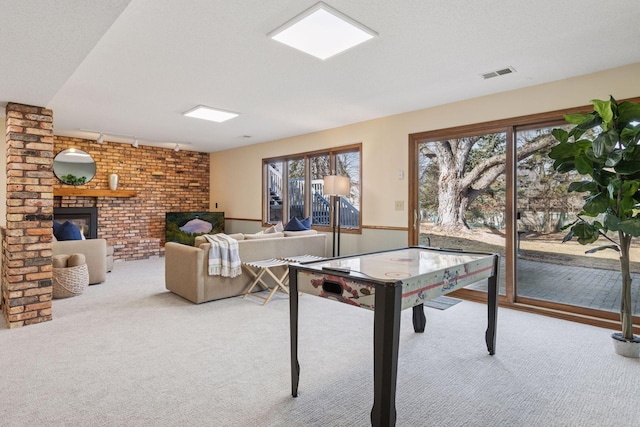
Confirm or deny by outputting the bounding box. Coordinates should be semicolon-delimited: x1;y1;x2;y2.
0;257;638;426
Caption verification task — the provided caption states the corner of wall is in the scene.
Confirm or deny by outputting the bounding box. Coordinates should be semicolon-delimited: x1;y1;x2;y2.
1;116;6;227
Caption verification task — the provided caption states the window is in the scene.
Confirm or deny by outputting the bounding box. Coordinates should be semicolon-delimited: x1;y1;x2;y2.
263;144;361;230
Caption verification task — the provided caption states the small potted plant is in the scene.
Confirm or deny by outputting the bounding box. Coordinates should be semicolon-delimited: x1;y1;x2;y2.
549;96;640;357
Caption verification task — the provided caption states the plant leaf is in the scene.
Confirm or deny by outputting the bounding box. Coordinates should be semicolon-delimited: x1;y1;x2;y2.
618;219;640;236
620;195;637;215
591;99;614;125
548;142;577;160
617;101;640;125
614;160;640;175
572;222;600;245
592;130;618;158
568;181;597;193
551;128;569;144
585;244;619;254
562;229;574;242
564;113;592;125
605;150;623;167
574;155;594;175
621;125;640;145
621;180;640;197
604;214;621;231
583;192;609;215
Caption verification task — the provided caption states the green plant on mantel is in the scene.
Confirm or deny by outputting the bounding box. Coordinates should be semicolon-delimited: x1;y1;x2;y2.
60;174;87;186
549;96;640;342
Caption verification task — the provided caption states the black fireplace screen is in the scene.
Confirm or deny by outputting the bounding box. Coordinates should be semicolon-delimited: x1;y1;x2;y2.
53;207;98;239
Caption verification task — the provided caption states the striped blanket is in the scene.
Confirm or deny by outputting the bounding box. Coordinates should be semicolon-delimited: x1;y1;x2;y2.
203;234;242;278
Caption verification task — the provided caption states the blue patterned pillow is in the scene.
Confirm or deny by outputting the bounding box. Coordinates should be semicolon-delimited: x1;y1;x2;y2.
54;221;83;241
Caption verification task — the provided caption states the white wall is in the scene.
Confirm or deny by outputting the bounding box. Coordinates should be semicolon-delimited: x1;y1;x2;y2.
211;63;640;255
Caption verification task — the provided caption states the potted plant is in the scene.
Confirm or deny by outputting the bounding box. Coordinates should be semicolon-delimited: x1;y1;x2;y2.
549;96;640;357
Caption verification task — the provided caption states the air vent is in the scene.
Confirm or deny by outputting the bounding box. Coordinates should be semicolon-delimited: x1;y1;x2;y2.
481;66;516;80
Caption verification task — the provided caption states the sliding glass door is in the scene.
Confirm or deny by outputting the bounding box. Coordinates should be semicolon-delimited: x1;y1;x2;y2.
409;106;640;328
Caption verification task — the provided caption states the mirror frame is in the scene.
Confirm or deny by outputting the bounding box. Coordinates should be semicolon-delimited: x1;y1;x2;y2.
53;148;97;186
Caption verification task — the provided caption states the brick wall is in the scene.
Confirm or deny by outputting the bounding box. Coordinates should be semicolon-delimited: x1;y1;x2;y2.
2;103;54;328
53;136;210;260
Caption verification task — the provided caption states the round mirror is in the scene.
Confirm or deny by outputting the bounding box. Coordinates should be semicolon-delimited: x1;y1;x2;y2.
53;149;96;185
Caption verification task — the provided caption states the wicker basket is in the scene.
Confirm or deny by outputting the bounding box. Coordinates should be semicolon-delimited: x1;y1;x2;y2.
52;264;90;299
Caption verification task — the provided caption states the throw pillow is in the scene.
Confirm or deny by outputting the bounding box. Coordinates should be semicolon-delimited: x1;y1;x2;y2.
67;253;87;267
54;221;83;241
300;217;311;229
264;221;284;234
52;255;70;268
284;217;311;231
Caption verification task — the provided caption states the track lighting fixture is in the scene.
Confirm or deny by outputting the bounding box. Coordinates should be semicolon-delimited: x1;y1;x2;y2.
81;129;190;151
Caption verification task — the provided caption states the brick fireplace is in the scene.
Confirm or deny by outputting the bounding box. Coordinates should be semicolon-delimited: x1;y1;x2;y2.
53;136;211;261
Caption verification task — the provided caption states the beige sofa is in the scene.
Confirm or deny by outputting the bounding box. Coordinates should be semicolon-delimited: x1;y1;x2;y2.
165;232;327;303
52;238;109;285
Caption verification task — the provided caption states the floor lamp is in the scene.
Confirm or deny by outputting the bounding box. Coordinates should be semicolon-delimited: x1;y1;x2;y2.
323;175;350;257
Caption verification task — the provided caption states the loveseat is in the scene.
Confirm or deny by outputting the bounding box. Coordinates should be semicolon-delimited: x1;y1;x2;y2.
165;231;327;303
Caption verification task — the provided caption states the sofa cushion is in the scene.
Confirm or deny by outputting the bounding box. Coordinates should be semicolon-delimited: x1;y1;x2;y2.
194;233;244;247
284;217;311;231
284;230;318;237
244;231;284;240
54;221;83;241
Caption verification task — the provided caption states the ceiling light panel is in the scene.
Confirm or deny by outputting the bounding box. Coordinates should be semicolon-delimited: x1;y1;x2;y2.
269;1;377;60
183;105;240;123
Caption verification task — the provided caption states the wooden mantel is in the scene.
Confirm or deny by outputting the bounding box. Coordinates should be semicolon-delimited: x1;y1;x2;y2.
53;188;137;198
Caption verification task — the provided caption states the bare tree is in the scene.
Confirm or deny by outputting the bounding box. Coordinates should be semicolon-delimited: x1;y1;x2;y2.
423;132;558;232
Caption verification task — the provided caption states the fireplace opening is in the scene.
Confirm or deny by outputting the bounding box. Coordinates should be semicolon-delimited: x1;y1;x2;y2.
53;207;98;239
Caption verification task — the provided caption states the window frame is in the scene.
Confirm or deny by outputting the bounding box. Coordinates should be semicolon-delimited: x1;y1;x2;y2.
408;97;640;333
262;143;362;232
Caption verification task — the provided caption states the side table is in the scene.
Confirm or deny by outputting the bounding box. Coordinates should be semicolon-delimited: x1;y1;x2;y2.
242;259;290;305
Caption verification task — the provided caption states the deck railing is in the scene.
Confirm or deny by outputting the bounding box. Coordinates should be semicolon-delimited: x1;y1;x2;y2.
268;174;359;228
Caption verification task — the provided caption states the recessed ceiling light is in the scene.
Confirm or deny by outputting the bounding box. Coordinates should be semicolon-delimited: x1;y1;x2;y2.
182;105;240;123
268;1;377;60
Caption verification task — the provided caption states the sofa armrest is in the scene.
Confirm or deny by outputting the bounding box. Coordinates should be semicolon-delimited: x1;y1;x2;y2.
52;239;107;284
165;242;205;303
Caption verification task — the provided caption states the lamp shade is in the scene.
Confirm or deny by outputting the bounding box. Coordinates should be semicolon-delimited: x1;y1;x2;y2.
323;175;350;196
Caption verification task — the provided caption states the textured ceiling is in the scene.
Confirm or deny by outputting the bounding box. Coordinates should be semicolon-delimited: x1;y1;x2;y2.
2;0;640;152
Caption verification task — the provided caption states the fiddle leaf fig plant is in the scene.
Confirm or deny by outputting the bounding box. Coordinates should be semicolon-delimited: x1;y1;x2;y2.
549;96;640;341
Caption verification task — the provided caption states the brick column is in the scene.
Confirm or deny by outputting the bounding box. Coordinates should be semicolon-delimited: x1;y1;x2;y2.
2;103;54;328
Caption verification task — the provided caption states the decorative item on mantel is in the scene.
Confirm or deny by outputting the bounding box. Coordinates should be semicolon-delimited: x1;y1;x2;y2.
109;173;119;191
